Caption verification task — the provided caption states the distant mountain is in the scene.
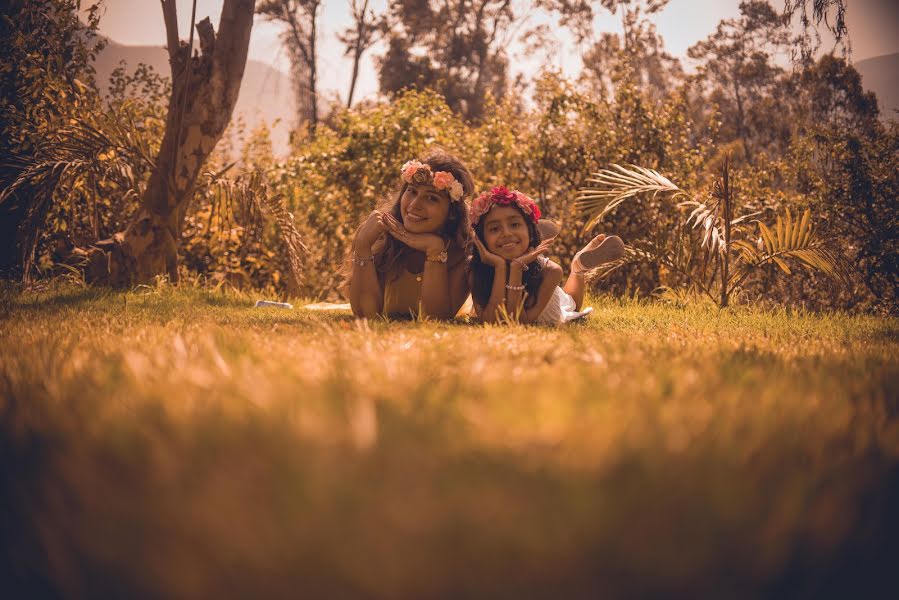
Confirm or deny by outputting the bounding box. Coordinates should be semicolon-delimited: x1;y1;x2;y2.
855;52;899;121
93;37;295;155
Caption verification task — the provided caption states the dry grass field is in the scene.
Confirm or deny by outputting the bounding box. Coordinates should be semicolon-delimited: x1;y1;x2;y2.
2;282;898;598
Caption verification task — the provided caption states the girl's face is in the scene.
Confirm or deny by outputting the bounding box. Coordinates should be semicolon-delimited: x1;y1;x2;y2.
399;184;451;234
482;205;530;260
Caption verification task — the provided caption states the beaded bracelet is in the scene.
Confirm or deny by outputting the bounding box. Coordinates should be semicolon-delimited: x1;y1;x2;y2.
505;283;525;291
352;252;374;267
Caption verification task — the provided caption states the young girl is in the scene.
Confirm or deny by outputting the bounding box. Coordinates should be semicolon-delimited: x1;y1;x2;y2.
469;186;625;325
344;151;475;319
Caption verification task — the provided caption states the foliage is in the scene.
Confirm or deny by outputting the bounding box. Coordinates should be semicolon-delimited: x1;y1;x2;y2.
1;1;895;313
578;162;846;307
783;0;848;62
0;0;107;276
377;0;515;121
687;1;792;165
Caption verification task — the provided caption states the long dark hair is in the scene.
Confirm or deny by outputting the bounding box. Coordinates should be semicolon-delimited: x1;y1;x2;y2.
470;203;544;309
341;150;475;293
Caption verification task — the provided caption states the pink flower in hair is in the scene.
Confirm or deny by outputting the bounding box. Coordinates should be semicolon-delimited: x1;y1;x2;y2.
469;192;491;224
401;160;425;183
469;187;542;224
513;191;542;221
449;180;464;200
432;171;454;190
491;186;517;206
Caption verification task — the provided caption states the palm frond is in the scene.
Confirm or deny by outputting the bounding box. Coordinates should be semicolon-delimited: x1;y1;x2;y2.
732;208;848;284
677;199;762;257
576;164;694;232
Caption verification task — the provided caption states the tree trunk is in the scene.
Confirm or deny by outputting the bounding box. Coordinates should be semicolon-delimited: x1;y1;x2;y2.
732;76;754;165
308;4;318;128
347;47;362;108
82;0;254;286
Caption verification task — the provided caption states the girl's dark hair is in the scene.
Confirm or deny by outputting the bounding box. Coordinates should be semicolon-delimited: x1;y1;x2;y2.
341;150;474;293
470;202;544;309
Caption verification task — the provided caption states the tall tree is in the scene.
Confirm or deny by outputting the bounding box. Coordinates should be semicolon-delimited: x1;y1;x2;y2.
338;0;385;108
377;0;514;121
687;1;791;164
258;0;322;129
80;0;255;285
537;0;669;45
782;0;849;62
537;1;680;101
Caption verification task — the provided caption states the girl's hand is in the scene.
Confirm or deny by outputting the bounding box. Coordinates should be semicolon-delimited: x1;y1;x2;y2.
381;212;445;255
512;237;555;269
471;231;506;269
356;210;386;251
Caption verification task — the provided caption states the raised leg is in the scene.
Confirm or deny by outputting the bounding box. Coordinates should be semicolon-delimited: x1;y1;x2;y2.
562;270;588;310
564;234;625;309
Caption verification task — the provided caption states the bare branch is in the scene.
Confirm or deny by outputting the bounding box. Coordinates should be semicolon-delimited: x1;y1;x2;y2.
197;17;215;57
160;0;180;61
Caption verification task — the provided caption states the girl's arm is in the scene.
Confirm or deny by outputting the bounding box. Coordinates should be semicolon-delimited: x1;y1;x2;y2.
517;261;563;324
478;261;508;323
470;235;508;323
348;212;386;318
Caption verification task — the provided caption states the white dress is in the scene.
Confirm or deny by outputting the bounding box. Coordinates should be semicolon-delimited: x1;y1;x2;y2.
537;286;593;326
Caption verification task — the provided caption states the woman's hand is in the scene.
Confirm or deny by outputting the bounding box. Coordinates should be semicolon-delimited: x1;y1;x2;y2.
471;231;506;269
355;210;386;253
512;237;555;270
381;212;445;255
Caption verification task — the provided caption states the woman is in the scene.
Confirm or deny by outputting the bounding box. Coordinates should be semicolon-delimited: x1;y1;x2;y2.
344;150;475;319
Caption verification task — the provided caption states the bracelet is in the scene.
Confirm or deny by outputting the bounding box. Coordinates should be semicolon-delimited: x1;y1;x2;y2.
352;251;374;267
426;239;449;263
505;283;525;291
511;258;528;272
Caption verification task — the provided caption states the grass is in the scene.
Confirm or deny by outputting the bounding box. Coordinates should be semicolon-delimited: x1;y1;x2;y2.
2;281;898;599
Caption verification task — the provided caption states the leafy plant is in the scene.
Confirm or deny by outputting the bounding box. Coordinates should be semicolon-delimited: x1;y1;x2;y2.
577;159;846;307
190;168;307;293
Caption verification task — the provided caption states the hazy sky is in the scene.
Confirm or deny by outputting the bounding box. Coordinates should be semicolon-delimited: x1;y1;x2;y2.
88;0;899;106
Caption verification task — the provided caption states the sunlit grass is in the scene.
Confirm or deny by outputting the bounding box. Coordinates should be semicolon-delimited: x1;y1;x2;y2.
2;281;898;598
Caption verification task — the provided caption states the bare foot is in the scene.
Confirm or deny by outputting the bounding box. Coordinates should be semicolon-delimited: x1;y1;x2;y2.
585;233;607;250
536;219;560;240
572;235;625;273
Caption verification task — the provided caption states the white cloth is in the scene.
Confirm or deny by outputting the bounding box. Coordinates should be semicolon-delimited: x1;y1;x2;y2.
537;286;593;326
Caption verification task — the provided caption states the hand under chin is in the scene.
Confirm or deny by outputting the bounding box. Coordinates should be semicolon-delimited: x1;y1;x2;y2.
406;222;437;233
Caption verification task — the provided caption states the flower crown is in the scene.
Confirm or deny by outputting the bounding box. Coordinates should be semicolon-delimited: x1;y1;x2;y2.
469;186;542;225
401;160;465;201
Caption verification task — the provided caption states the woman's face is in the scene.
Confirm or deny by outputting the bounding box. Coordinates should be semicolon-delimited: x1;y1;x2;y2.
399;184;451;234
482;205;530;260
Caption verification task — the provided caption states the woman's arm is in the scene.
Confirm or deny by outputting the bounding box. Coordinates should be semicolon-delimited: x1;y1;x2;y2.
380;213;464;320
348;212;386;318
447;251;472;317
419;250;453;319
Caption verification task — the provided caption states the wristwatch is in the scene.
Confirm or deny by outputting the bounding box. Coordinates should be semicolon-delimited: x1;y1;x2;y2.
426;249;448;263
